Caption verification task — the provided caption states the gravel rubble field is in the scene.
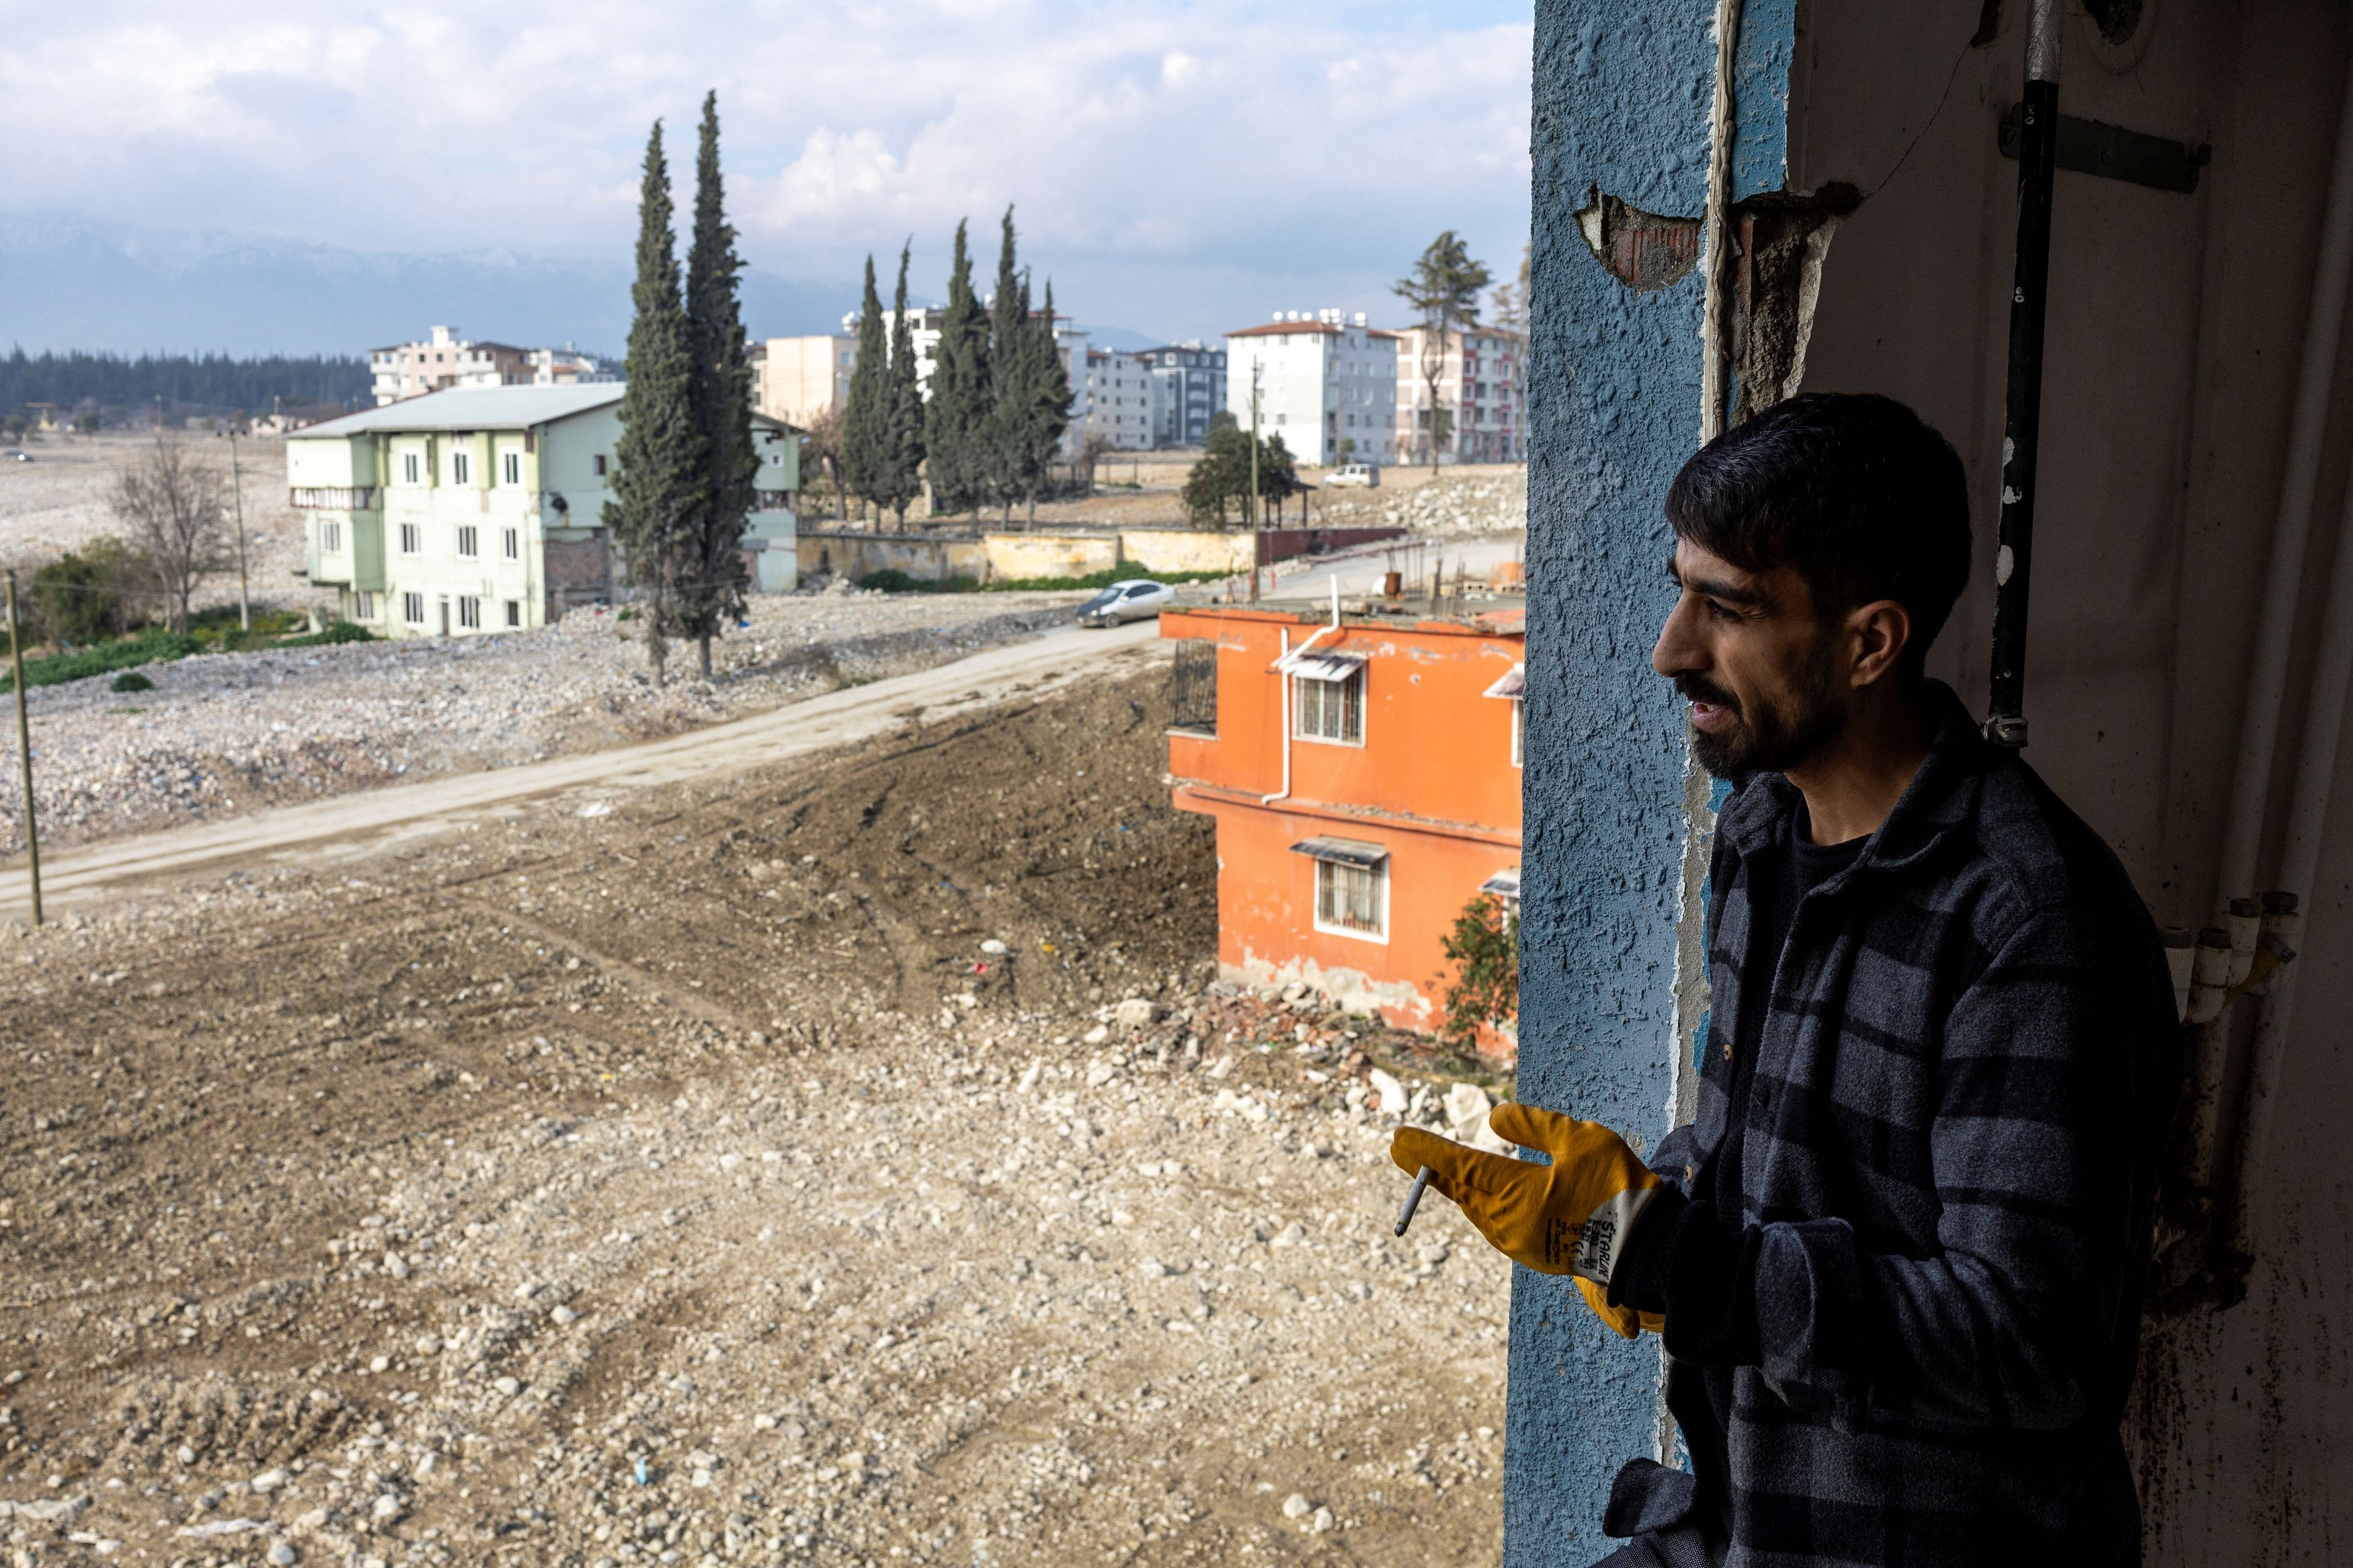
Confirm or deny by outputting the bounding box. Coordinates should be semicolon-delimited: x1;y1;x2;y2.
1318;470;1524;540
0;668;1511;1567
0;591;1082;854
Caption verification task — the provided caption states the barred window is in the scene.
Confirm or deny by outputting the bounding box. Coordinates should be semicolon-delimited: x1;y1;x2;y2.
458;596;481;630
1292;667;1364;743
456;525;479;559
1315;857;1387;939
401;591;425;625
399;522;421;554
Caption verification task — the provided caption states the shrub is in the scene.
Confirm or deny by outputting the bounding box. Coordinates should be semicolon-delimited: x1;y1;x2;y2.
276;620;374;648
1438;893;1518;1050
0;630;201;692
110;671;154;693
28;540;143;645
854;569;979;594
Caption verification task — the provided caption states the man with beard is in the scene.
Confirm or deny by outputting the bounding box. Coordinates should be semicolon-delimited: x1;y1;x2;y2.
1396;394;2178;1566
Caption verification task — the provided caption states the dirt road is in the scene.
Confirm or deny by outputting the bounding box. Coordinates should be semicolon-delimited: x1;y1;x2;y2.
0;620;1162;922
0;660;1510;1567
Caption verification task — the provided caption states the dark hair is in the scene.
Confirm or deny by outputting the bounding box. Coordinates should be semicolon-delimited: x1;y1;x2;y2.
1665;393;1970;682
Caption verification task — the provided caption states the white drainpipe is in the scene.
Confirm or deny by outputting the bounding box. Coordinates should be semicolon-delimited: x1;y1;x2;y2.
1261;579;1344;807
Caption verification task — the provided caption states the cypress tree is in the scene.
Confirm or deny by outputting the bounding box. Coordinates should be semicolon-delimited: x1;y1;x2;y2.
840;255;889;524
1023;279;1074;522
924;220;991;518
604;118;706;685
985;207;1028;522
682;90;754;679
880;242;925;526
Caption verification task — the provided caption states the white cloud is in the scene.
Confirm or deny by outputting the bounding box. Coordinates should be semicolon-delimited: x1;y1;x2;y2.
0;1;1531;341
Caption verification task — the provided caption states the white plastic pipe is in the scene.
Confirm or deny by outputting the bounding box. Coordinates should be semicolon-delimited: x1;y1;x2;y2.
2212;53;2353;913
1260;583;1345;807
2228;466;2353;1259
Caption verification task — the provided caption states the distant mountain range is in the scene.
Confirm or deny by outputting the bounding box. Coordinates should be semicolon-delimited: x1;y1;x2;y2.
0;214;1168;360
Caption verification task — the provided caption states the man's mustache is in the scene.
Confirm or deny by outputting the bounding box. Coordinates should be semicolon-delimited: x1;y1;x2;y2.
1674;673;1740;713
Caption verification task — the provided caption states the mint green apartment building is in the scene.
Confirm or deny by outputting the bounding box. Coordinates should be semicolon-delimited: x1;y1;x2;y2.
287;384;800;636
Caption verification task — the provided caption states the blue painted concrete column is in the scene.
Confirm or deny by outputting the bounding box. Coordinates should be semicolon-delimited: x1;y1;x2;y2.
1508;4;1793;1563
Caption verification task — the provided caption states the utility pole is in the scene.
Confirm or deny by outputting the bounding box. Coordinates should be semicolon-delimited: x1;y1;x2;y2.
1248;360;1263;604
228;422;251;632
7;571;42;927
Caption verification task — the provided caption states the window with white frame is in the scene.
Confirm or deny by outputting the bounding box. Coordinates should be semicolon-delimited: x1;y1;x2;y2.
1484;663;1526;768
399;522;422;554
458;596;481;630
1481;866;1522;924
354;591;376;620
452;450;471;485
504;600;522;628
401;591;425;625
502;450;522;485
1296;838;1388;940
320;519;342;553
402;452;421;485
456;525;479;559
502;526;519;561
1288;655;1365;744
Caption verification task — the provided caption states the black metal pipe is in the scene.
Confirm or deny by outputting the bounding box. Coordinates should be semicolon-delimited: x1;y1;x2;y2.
1987;6;2062;749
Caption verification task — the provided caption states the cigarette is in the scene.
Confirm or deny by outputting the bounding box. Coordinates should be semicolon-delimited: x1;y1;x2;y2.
1394;1165;1435;1237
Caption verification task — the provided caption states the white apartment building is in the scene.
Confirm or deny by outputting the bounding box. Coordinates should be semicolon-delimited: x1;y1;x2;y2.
287;384;802;636
1392;325;1525;464
1222;309;1400;468
369;327;602;406
1084;348;1158;451
752;333;859;425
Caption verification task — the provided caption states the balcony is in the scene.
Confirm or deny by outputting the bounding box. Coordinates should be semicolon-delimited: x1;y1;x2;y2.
290;487;378;510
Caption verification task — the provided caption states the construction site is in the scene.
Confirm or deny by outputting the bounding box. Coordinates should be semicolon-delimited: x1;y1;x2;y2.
0;557;1528;1568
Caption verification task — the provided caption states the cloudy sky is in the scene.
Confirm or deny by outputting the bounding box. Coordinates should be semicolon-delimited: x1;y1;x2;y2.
0;1;1533;347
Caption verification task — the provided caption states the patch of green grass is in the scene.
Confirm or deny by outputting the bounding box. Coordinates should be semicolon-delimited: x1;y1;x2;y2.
276;621;375;648
2;630;201;692
109;670;155;693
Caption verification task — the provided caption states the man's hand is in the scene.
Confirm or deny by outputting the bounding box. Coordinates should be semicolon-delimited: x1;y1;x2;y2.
1576;1277;1666;1340
1391;1104;1664;1288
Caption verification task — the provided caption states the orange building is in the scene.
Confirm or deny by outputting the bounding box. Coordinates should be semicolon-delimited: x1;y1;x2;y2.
1161;603;1524;1053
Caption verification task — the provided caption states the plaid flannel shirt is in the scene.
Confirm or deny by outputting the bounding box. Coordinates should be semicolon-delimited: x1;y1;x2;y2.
1601;682;2180;1568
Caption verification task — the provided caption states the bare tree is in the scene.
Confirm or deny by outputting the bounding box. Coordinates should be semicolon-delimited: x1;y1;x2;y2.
110;439;227;632
799;405;852;527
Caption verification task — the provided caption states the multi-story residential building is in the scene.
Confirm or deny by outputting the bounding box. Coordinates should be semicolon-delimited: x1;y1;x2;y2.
1084;348;1158;451
370;327;604;405
286;384;801;636
1391;325;1525;464
1222;311;1400;468
751;333;859;425
370;327;529;405
524;346;605;387
1138;341;1226;448
1160;602;1524;1050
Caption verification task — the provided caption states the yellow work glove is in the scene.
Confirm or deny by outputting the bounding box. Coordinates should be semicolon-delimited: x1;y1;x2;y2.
1576;1277;1666;1341
1392;1103;1667;1327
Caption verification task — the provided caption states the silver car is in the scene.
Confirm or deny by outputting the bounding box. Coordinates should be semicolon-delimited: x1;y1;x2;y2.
1076;579;1176;627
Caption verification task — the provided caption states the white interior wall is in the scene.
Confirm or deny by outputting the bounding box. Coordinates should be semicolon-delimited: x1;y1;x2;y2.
1783;1;2353;1558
